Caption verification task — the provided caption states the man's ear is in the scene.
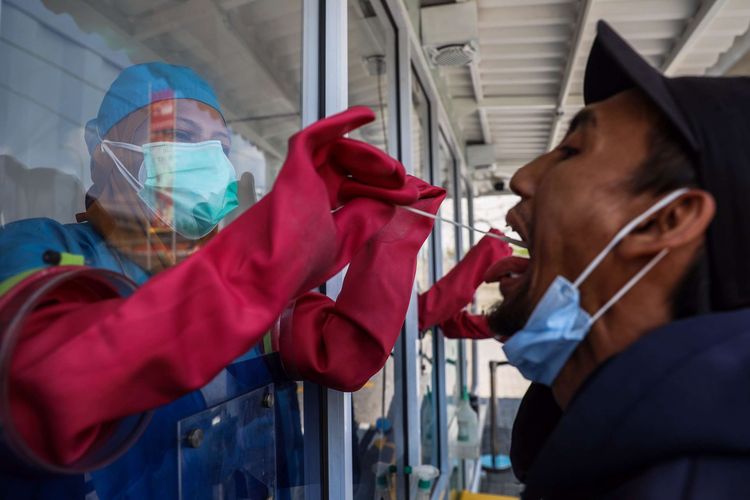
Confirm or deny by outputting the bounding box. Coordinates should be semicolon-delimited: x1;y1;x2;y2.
618;189;716;258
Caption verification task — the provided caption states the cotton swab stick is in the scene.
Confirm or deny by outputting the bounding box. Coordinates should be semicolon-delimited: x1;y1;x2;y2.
399;205;527;248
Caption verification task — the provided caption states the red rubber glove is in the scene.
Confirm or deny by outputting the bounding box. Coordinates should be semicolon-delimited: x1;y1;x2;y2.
418;229;512;332
8;107;417;466
438;311;492;339
278;176;446;391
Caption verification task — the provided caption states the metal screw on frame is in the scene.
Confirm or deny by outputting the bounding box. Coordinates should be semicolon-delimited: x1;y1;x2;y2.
186;428;204;449
263;392;274;408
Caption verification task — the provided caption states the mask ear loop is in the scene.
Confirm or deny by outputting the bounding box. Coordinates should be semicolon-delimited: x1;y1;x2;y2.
573;188;689;289
589;248;669;324
97;132;158;269
99;139;145;193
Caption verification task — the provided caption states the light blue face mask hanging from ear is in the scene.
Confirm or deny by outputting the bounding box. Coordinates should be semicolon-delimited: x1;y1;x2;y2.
100;139;239;240
502;188;689;386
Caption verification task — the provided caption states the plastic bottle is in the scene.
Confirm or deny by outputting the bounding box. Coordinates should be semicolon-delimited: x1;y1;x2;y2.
454;388;479;459
409;465;439;499
414;478;433;500
373;462;390;500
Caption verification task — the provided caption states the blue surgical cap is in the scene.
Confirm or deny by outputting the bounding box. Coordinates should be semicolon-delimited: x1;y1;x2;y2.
85;62;223;153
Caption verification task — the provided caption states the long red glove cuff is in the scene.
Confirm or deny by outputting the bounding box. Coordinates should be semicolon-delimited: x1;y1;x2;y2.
279;179;446;391
418;229;512;331
439;311;495;340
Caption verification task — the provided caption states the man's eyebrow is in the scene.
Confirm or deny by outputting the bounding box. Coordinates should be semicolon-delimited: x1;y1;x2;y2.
564;108;597;138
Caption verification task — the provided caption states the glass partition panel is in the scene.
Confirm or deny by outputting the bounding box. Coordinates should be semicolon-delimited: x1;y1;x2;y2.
473;193;532;401
437;133;461;410
409;71;438;471
0;1;311;498
460;185;472;258
346;3;399;499
439;135;457;276
412;71;431;294
434;131;465;490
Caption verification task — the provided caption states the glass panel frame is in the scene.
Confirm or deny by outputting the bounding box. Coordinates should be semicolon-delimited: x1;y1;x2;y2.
0;0;482;497
0;0;325;498
345;2;402;499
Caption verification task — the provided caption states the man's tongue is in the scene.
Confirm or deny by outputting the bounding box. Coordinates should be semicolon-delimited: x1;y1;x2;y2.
484;256;530;296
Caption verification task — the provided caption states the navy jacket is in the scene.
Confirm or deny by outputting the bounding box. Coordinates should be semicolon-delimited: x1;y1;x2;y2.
511;309;750;499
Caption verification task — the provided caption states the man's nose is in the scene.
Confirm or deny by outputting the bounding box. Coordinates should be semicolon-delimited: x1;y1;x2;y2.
509;154;546;200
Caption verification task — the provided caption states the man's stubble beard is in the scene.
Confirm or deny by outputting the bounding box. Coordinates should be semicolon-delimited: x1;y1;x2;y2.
487;278;534;338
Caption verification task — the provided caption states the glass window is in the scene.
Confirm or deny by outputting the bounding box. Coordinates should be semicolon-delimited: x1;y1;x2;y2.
346;3;399;499
435;132;467;489
412;71;431;294
346;0;389;154
410;71;438;469
1;0;301;254
1;0;310;497
460;181;472;258
437;134;461;403
439;137;458;276
472;193;532;405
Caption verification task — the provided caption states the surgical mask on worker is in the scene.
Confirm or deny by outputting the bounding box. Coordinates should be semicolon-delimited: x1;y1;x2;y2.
502;188;688;386
100;139;239;239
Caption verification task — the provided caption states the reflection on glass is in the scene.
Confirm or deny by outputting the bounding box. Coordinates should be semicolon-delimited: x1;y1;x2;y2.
412;72;439;472
412;73;431;295
346;3;399;499
439;135;458;276
346;0;388;155
461;190;472;257
1;0;308;498
435;132;467;490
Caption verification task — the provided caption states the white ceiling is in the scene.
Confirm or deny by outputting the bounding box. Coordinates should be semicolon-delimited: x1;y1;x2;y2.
431;0;750;195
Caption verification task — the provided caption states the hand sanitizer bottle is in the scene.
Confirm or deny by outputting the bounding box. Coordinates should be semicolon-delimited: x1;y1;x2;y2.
454;387;479;459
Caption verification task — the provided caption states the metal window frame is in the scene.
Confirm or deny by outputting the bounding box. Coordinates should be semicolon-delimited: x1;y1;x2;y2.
0;0;474;496
309;0;473;497
302;1;352;499
463;172;478;488
380;0;467;169
445;128;473;493
301;2;324;499
465;176;479;394
368;2;420;499
410;71;462;500
411;62;438;481
432;129;454;500
376;1;474;498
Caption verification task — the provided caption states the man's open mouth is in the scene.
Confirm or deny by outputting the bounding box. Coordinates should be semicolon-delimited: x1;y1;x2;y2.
499;256;531;296
485;214;532;299
486;255;530;298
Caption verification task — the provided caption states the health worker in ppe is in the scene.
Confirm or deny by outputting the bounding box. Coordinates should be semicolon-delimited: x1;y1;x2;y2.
0;62;445;499
483;22;750;499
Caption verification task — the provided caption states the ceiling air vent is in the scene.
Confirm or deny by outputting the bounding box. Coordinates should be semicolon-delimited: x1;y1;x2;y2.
421;2;478;68
427;42;477;67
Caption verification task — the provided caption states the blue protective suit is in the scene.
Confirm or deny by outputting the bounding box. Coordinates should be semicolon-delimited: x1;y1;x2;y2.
0;218;303;500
